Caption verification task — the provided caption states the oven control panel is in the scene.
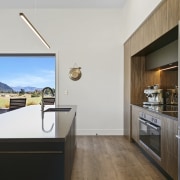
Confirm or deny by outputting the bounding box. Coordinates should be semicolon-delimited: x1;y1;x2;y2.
139;112;161;126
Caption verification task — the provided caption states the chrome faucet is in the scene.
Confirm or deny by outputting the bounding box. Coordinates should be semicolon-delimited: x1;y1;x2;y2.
41;87;54;111
41;111;54;133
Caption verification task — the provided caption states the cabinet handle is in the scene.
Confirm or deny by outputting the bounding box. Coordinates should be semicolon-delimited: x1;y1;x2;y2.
176;135;180;139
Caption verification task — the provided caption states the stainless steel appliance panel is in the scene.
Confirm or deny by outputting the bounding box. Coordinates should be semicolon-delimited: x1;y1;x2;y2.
139;112;161;160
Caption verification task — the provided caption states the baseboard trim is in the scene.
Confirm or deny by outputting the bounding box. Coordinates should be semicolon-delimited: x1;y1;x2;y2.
76;129;124;135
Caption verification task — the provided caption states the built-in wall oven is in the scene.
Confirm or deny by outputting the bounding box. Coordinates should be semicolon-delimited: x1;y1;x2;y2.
139;112;161;160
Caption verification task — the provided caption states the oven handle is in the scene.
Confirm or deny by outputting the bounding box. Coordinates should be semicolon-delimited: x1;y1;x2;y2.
147;122;160;130
138;118;146;124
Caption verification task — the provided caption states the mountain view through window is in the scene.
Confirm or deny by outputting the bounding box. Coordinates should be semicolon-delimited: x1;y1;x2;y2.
0;55;55;110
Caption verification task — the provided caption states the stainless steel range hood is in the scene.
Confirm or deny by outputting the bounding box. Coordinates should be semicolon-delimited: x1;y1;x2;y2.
146;40;178;70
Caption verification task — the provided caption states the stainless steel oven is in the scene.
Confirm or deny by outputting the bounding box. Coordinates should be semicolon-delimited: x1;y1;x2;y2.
139;112;161;160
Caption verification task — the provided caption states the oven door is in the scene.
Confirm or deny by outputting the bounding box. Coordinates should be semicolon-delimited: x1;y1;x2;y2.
139;117;161;159
139;118;149;146
146;122;161;158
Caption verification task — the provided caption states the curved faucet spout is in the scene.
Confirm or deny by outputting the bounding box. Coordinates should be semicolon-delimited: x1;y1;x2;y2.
41;87;55;111
41;111;54;133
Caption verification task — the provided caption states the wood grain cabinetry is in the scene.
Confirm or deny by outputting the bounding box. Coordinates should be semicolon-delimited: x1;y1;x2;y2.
131;56;161;104
131;56;146;104
124;0;179;178
167;0;179;30
131;105;140;143
130;1;169;56
124;0;179;140
161;117;178;180
130;26;144;56
129;0;180;57
124;40;131;139
144;1;168;50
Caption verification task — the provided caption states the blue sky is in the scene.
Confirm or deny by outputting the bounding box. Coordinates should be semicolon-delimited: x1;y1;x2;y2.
0;56;55;88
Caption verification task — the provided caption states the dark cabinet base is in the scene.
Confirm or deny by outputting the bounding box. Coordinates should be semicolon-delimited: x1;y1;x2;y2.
0;153;64;180
0;114;76;180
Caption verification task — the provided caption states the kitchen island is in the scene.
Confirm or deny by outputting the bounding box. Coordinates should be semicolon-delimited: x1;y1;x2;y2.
0;105;77;180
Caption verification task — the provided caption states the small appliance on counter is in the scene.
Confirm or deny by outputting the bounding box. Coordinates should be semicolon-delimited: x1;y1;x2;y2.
165;86;178;105
143;84;164;105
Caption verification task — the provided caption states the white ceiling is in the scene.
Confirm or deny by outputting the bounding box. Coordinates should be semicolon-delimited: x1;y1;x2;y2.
0;0;126;8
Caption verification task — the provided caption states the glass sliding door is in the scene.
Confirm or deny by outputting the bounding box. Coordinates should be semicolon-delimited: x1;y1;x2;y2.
0;54;55;112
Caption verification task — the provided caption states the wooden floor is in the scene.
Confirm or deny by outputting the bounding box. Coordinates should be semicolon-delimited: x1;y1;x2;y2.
71;136;167;180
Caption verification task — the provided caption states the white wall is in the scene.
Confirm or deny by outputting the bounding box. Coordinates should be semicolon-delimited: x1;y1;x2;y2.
0;0;161;135
0;9;124;135
122;0;162;41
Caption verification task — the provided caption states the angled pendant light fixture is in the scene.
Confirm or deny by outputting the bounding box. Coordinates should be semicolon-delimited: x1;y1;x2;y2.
19;12;50;49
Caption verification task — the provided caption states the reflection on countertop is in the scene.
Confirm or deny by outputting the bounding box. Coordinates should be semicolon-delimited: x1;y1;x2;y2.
0;104;77;140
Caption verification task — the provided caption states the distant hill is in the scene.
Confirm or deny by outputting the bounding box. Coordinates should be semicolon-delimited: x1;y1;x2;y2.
11;86;42;92
0;82;13;92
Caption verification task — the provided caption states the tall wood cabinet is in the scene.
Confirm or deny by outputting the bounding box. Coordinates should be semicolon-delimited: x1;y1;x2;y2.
124;0;179;179
124;0;179;140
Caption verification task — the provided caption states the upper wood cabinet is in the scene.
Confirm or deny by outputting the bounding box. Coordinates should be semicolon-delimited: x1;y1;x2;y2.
143;1;168;51
167;0;179;30
130;25;144;56
130;0;180;56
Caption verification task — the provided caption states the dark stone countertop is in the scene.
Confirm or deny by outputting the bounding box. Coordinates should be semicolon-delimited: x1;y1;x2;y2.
0;105;77;142
132;104;178;120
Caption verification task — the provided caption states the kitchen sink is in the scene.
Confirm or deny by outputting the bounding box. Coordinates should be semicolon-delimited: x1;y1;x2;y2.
44;107;72;112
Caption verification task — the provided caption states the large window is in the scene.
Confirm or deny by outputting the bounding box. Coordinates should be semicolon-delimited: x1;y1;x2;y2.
0;54;55;109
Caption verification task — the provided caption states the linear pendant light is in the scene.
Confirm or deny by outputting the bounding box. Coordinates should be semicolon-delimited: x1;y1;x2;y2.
19;12;50;49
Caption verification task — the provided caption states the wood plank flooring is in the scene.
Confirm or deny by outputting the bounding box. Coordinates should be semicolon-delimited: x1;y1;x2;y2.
71;136;167;180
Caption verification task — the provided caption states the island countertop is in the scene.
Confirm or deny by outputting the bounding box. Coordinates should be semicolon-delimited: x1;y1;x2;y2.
0;105;77;180
0;105;77;142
